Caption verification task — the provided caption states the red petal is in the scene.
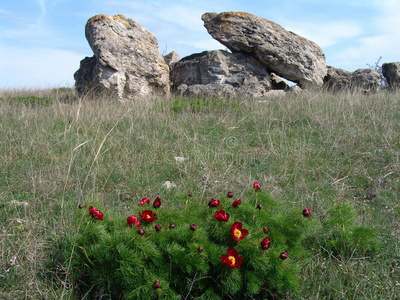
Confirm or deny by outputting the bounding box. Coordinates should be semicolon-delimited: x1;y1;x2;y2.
234;256;244;268
89;206;95;215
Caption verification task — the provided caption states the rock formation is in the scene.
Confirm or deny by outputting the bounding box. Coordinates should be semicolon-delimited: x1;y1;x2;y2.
74;14;170;99
382;62;400;89
323;66;381;92
170;50;272;98
202;12;327;88
164;51;180;67
176;83;236;98
270;73;289;90
74;11;390;99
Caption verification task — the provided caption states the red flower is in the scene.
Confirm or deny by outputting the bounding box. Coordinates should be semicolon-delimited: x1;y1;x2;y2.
95;212;104;221
139;198;150;206
221;248;244;268
139;210;158;223
153;197;161;208
227;191;234;198
88;206;103;221
89;206;96;215
127;215;141;227
253;182;261;190
214;210;230;222
280;252;288;260
208;199;220;207
232;199;242;208
302;208;311;217
231;222;248;243
261;237;271;250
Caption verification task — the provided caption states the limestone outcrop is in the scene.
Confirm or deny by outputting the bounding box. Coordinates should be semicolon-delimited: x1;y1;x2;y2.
382;62;400;89
74;11;391;99
170;50;272;98
74;14;170;99
323;66;381;92
202;12;327;88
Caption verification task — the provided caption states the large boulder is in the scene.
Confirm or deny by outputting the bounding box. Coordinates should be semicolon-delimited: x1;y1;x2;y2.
202;12;327;88
323;67;353;92
176;83;236;99
382;62;400;88
74;56;97;95
351;69;382;92
170;50;272;98
323;66;381;92
74;14;170;99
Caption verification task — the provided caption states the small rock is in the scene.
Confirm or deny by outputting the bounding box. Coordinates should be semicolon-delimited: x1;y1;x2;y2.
263;90;286;97
162;181;177;190
174;156;186;163
164;51;180;67
10;200;29;207
289;85;302;93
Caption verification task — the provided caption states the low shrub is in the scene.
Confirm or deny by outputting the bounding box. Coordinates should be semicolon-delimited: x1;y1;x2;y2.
61;184;319;299
60;184;380;299
321;203;381;259
52;87;74;93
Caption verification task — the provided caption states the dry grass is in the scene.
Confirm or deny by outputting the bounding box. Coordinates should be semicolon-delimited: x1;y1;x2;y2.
0;88;399;299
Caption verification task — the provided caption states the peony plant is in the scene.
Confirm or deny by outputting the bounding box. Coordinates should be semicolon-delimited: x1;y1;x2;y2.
62;182;370;299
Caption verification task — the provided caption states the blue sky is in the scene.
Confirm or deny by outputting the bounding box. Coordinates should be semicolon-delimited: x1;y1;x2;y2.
1;0;399;88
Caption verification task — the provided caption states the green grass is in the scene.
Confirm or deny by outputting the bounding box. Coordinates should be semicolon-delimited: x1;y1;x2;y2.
0;88;399;299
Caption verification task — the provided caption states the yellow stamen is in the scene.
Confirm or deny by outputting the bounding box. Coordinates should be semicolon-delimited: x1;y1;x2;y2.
146;214;151;219
228;256;236;266
234;228;242;238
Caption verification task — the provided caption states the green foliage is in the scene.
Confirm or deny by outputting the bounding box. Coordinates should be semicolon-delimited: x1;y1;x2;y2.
321;203;381;258
62;189;316;299
8;95;53;106
52;87;74;93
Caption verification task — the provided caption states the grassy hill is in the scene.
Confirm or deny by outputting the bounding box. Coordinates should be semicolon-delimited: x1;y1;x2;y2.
1;89;399;299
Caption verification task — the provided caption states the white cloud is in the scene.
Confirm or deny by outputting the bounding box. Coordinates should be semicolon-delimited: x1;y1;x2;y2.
37;0;46;21
0;0;49;40
153;4;205;32
286;21;363;47
331;0;400;70
177;38;226;52
0;47;83;88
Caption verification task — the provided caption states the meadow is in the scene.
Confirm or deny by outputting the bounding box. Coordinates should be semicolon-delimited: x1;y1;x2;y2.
0;88;399;299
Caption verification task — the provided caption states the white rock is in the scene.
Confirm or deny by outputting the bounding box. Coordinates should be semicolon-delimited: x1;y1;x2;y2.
10;200;29;206
174;156;186;163
162;181;177;190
